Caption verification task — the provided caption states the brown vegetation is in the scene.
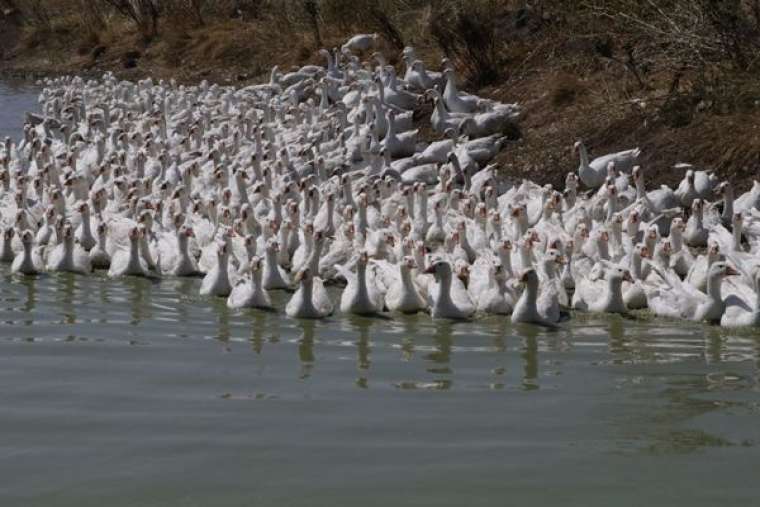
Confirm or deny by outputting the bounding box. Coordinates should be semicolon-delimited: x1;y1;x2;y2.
1;0;759;189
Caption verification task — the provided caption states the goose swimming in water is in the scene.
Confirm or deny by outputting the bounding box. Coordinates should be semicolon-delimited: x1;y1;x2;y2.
286;268;334;319
227;256;273;310
425;258;475;320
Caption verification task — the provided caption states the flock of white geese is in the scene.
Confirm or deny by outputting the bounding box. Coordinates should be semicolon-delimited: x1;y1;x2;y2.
2;34;760;328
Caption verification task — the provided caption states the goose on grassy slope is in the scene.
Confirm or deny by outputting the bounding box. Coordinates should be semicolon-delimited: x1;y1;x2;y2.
574;140;640;189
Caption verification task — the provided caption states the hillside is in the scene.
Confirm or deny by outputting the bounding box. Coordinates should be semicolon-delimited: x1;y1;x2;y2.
2;0;759;190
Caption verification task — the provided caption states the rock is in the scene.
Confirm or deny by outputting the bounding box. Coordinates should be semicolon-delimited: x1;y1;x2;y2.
91;46;106;60
123;50;141;69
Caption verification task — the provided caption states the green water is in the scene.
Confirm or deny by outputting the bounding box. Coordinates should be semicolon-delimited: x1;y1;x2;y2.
2;80;760;506
0;267;759;506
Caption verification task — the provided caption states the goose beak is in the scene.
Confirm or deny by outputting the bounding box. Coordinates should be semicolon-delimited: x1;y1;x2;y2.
424;265;436;274
623;271;634;283
725;265;739;276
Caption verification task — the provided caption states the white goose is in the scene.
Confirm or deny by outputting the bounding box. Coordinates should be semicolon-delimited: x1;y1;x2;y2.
385;256;427;314
262;239;292;290
11;230;40;275
721;263;760;328
47;224;92;274
574;140;641;189
648;262;737;323
425;258;475;320
89;222;111;270
227;256;273;310
573;264;633;314
338;251;384;316
286;268;334;319
0;227;15;263
511;268;560;326
108;227;156;278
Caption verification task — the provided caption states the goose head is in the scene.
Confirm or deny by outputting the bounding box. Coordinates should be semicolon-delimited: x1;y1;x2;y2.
91;220;105;239
401;255;416;272
635;243;650;260
707;241;721;262
654;239;672;267
544;248;565;274
249;256;263;273
732;212;744;232
21;229;34;247
714;180;732;198
62;222;74;242
671;216;686;233
294;266;314;286
424;258;452;280
685;169;695;188
498;238;513;254
607;265;634;284
691;198;704;216
565;172;579;191
708;261;737;280
606;161;617;179
518;268;540;290
645;225;659;248
3;227;15;242
454;259;470;285
77;201;90;217
216;242;229;261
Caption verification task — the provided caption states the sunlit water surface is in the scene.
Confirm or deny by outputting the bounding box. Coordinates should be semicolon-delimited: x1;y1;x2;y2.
1;80;759;507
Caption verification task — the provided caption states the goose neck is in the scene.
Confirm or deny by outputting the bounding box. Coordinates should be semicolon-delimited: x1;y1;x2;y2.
301;276;313;301
525;276;539;299
733;226;742;251
607;277;625;307
630;253;643;279
577;143;590;169
670;229;683;251
706;272;723;301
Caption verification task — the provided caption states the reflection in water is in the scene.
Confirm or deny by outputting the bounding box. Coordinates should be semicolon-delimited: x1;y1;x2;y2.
754;337;760;388
607;317;628;359
705;328;724;364
297;320;315;379
519;325;539;391
20;276;36;325
426;321;453;368
215;300;231;343
57;273;77;325
398;315;419;361
1;263;760;396
129;278;151;325
250;311;266;354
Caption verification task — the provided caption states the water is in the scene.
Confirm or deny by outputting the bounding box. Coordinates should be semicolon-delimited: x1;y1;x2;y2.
1;81;760;506
0;79;39;141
